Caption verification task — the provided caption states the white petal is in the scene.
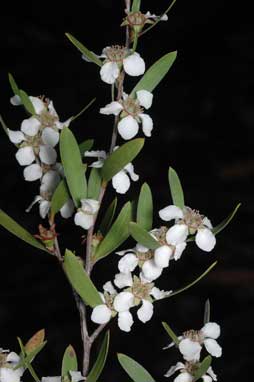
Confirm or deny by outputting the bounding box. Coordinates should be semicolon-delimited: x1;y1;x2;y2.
6;352;20;364
39;145;57;165
202;376;212;382
69;371;85;382
41;128;59;147
10;95;22;106
84;150;107;160
113;291;134;312
141;259;163;281
74;211;94;230
89;160;104;168
116;248;135;256
179;338;202;362
206;367;217;381
118;253;138;274
0;368;23;382
47;100;58;118
201;322;221;339
174;372;193;382
112;171;130;194
195;228;216;252
135;243;149;253
137;299;153;323
139;113;153;137
174;242;187;260
21;117;40;136
114;272;133;289
26;195;42;213
124;162;139;181
154;245;173;268
80;199;100;214
60;200;75;218
204;339;222;358
42;377;61;382
159;205;184;221
202;216;213;229
118;311;134;332
39;200;51;218
164;362;185;378
123;52;145;76
150;287;172;300
103;281;117;295
29;96;45;114
136;90;153;109
100;61;120;84
118;115;139;140
166;224;188;245
100;101;123;115
7;129;25;144
24;164;42;181
91;304;112;324
15;146;35;166
41;170;60;191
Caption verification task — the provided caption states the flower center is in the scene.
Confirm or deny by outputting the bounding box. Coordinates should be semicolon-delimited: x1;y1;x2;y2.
131;276;153;300
106;45;127;62
121;97;143;117
185;361;200;375
127;11;146;26
182;207;204;233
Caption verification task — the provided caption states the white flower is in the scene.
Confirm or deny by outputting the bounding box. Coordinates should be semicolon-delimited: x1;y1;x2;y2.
74;199;100;230
100;90;153;140
200;322;222;358
159;205;216;252
0;351;24;382
140;259;162;282
164;361;217;382
123;52;145;76
91;282;115;325
179;338;202;362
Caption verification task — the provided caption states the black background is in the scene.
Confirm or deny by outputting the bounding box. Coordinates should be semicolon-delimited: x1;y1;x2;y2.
0;1;253;381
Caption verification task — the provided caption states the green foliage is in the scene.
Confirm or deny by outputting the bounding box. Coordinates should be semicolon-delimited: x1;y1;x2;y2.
61;345;78;381
117;353;155;382
65;33;102;67
99;198;118;236
168;167;185;209
88;168;102;200
193;356;212;382
79;139;94;156
50;180;70;219
162;322;180;346
19;90;35;115
87;331;110;382
129;222;160;249
131;0;141;12
203;299;211;324
212;203;241;235
137;183;153;230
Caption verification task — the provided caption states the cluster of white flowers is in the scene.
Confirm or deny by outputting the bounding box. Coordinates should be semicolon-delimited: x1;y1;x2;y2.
164;322;222;382
0;349;24;382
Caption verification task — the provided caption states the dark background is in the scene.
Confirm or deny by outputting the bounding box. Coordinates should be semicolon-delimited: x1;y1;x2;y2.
0;1;253;381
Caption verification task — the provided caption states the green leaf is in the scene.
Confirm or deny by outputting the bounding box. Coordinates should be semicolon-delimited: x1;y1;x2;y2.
63;249;102;307
25;329;45;354
129;222;160;249
193;356;212;382
130;51;177;96
8;73;20;96
50;180;71;219
60;127;87;207
61;345;78;379
212;203;241;235
131;0;141;12
203;299;210;325
19;90;35;115
163;261;217;299
87;331;110;382
117;353;155;382
0;114;10;139
15;341;47;369
17;337;40;382
101;139;144;182
94;202;132;261
162;322;180;346
0;209;49;253
79;139;94;156
137;183;153;231
168;167;184;209
65;33;102;67
88;168;101;200
99;198;118;236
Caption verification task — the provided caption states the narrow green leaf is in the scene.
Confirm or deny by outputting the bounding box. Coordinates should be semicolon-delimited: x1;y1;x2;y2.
0;209;49;253
162;322;180;346
99;198;118;236
101;139;144;182
61;345;78;378
63;249;102;307
130;51;177;96
129;222;160;249
87;331;110;382
65;33;102;67
212;203;241;235
15;341;47;369
168;167;184;209
137;183;153;231
94;202;132;261
60;127;87;207
164;261;217;299
117;353;155;382
203;299;210;325
0;114;10;139
79;139;94;156
88;168;101;200
72;98;96;123
8;73;20;96
50;180;70;218
131;0;141;12
193;356;212;382
19;90;35;115
17;337;40;382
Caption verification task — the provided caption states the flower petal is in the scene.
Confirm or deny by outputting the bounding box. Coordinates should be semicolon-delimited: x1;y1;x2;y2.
150;287;172;300
10;95;22;106
174;242;187;260
202;216;213;229
203;339;222;358
139;113;153;137
39;145;57;165
39;200;51;219
137;299;153;323
80;199;100;214
118;115;139;140
15;146;35;166
195;228;216;252
91;304;112;324
164;362;185;378
159;205;184;222
123;52;145;76
69;371;85;382
206;367;217;381
114;272;133;289
60;200;75;219
24;164;42;181
74;211;94;230
179;338;202;362
41;127;59;147
166;224;188;245
21;117;41;136
174;372;193;382
100;101;123;115
113;291;134;312
136;90;153;109
7;129;25;144
124;163;139;181
118;311;134;332
141;259;163;281
202;376;212;382
100;61;120;84
29;96;45;114
154;245;173;268
118;253;138;273
103;281;117;295
41;170;60;191
201;322;221;339
112;171;130;194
